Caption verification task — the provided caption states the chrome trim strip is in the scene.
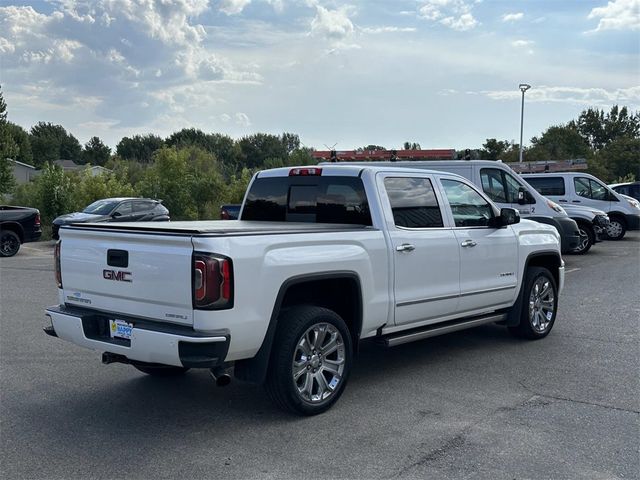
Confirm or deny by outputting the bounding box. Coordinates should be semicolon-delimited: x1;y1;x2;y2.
396;285;517;307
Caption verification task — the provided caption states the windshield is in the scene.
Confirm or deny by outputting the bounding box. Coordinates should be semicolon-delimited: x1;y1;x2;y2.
82;199;120;215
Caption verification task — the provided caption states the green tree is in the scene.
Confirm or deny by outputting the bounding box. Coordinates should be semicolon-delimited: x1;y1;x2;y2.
592;136;640;182
6;122;33;165
0;85;17;196
575;105;640;150
226;168;254;203
29;122;82;166
70;169;136;209
82;136;111;166
281;132;301;155
480;138;511;160
359;145;385;151
138;147;196;219
527;124;590;161
403;142;421;150
238;133;288;169
166;128;211;150
116;134;164;163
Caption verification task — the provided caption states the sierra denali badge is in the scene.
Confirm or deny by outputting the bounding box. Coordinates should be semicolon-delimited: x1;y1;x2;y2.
103;269;132;282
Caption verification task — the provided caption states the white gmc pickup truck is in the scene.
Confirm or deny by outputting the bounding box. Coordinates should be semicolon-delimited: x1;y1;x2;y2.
45;165;564;415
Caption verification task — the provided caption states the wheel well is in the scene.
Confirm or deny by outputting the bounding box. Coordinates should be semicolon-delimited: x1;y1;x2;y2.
280;276;362;349
608;212;627;225
0;222;24;242
526;253;561;286
233;273;363;385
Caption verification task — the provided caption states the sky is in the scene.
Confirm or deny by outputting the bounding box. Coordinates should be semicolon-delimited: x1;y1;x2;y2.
0;0;638;152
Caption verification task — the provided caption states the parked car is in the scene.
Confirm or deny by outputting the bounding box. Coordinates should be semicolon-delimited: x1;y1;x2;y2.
609;181;640;202
560;204;609;255
0;205;42;257
45;165;564;415
325;160;582;254
52;197;169;239
523;173;640;240
220;204;240;220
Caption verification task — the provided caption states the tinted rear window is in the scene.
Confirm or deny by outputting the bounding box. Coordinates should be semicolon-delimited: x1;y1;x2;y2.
525;177;565;196
241;175;372;225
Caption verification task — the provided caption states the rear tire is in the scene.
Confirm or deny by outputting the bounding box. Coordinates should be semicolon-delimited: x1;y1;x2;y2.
508;267;558;340
265;306;353;416
132;364;189;376
606;216;627;240
571;223;594;255
0;230;21;257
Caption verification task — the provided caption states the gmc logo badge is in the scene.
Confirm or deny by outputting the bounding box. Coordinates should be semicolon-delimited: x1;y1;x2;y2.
103;269;132;282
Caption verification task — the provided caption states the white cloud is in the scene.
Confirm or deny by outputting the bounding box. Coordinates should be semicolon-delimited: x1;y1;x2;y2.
0;37;15;54
481;85;640;106
440;13;477;31
418;0;479;31
310;5;355;39
502;12;523;22
219;0;252;15
512;40;534;47
235;112;251;126
588;0;640;32
360;26;417;34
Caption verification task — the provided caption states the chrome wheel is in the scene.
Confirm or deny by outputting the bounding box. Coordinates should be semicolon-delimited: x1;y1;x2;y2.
574;228;590;253
606;220;623;239
292;322;346;404
528;276;555;333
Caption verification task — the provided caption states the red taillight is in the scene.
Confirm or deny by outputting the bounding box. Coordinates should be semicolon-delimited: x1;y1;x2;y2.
54;240;62;289
289;167;322;176
34;213;41;227
193;254;233;310
220;209;230;220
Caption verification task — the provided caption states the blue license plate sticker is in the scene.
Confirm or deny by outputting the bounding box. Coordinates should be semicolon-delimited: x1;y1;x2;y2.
109;319;133;340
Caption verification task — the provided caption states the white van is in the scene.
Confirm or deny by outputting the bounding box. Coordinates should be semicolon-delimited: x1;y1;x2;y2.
523;172;640;240
324;160;582;253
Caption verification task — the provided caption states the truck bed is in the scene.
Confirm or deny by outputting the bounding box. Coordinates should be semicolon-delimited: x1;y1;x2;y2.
63;220;375;236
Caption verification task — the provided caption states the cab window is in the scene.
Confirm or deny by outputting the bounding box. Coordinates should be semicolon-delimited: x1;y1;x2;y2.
480;168;524;203
441;179;494;227
574;177;609;201
383;177;444;228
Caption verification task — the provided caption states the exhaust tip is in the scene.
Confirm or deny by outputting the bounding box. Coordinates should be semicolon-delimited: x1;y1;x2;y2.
210;368;232;387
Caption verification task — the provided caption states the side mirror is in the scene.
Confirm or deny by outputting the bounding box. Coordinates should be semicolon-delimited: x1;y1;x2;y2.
111;211;122;218
517;187;531;205
500;207;520;226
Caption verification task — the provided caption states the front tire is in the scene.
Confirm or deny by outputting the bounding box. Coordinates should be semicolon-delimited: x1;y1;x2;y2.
508;267;558;340
571;223;594;255
266;306;353;416
606;216;627;240
0;230;21;257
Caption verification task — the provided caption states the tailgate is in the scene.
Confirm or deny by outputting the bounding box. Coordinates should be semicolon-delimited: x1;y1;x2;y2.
60;228;194;325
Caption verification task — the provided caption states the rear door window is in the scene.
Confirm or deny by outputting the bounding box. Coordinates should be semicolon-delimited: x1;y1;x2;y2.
383;177;444;228
242;176;372;225
575;177;608;200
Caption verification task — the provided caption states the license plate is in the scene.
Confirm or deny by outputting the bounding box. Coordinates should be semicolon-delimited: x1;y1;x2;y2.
109;319;133;340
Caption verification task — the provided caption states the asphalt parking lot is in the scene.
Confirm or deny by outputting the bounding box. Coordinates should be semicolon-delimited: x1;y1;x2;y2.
1;235;638;479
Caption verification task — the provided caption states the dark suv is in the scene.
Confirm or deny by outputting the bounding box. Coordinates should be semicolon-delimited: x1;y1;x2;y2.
52;197;169;239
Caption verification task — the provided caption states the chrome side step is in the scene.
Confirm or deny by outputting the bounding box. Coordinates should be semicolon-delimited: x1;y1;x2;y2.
381;313;507;347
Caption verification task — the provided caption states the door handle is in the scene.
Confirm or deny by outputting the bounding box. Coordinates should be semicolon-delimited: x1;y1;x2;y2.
461;239;477;248
558;199;567;203
572;200;581;203
396;243;415;252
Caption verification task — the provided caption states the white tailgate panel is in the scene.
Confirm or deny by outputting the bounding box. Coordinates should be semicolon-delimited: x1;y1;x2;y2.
60;229;194;325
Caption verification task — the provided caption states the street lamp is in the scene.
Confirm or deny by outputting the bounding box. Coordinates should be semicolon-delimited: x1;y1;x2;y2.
518;83;531;163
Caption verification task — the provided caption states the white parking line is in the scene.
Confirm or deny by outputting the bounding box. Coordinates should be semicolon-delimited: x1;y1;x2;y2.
565;268;581;274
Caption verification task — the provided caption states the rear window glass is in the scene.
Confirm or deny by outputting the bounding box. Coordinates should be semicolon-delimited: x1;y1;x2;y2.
241;175;372;225
525;177;565;196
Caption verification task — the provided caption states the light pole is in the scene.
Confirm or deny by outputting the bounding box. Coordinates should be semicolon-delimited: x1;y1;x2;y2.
518;83;531;163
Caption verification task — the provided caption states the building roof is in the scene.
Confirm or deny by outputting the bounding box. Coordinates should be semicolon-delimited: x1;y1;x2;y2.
8;159;37;170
